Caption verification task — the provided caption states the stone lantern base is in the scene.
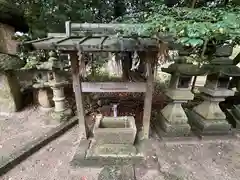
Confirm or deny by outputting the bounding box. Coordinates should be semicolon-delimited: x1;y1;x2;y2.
153;89;194;137
153;113;191;137
186;110;232;136
186;94;233;136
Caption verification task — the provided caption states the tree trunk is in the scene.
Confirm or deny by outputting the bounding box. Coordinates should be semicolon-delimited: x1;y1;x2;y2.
121;52;132;81
113;0;126;18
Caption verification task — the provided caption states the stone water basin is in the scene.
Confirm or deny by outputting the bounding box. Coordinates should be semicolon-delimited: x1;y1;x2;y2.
93;115;137;145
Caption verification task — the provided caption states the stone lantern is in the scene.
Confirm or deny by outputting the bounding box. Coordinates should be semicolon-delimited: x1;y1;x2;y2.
38;51;72;121
154;57;204;137
187;56;240;135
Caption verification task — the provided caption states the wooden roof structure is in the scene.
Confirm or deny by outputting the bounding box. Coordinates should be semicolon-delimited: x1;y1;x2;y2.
25;21;156;140
24;22;159;52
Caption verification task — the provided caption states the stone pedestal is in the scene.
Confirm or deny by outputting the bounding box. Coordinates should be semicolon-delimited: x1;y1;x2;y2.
33;82;53;111
50;84;72;122
155;89;193;137
187;87;234;136
52;87;65;112
36;88;53;111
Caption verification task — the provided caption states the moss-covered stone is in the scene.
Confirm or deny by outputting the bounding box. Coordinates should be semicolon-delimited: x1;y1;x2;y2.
0;72;22;112
0;53;25;70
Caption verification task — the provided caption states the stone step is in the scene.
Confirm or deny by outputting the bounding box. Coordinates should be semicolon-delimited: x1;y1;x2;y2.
71;140;145;167
86;143;144;166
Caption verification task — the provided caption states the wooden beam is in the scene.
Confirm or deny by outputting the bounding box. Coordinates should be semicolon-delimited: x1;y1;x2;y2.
142;55;155;139
81;82;146;92
70;52;86;138
70;23;145;35
65;21;71;36
47;33;65;38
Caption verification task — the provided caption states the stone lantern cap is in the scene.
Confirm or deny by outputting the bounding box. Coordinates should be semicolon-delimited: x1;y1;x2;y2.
201;57;240;77
0;0;28;32
162;57;205;76
0;53;25;71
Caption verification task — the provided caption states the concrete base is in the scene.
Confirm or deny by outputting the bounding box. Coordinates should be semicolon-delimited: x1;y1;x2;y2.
51;108;72;122
186;109;232;136
71;139;144;167
153;113;191;138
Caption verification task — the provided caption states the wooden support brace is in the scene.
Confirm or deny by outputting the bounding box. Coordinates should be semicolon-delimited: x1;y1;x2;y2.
142;54;155;139
81;82;147;92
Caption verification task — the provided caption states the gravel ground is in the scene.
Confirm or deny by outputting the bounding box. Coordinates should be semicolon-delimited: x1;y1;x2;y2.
1;105;240;180
1;125;240;180
0;106;59;163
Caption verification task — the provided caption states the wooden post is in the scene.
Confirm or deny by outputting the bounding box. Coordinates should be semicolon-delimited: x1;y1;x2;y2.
70;52;86;138
65;21;71;36
142;53;155;139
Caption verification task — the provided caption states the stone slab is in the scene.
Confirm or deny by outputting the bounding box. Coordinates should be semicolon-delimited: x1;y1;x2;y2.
186;109;232;137
153;113;192;138
71;140;144;167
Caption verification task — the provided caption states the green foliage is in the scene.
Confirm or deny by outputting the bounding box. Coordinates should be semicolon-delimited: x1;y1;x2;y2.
7;0;240;60
9;0;154;38
119;4;240;51
0;0;28;32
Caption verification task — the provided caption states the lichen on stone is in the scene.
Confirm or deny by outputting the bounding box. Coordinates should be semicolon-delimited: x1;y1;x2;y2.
0;53;25;70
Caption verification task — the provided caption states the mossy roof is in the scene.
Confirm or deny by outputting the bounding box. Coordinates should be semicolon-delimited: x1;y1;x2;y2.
0;0;28;32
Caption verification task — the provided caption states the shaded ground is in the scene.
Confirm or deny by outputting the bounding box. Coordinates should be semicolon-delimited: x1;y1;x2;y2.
1;124;240;180
0;106;60;160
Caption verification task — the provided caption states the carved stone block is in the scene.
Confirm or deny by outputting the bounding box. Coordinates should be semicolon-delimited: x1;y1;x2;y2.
93;116;137;145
